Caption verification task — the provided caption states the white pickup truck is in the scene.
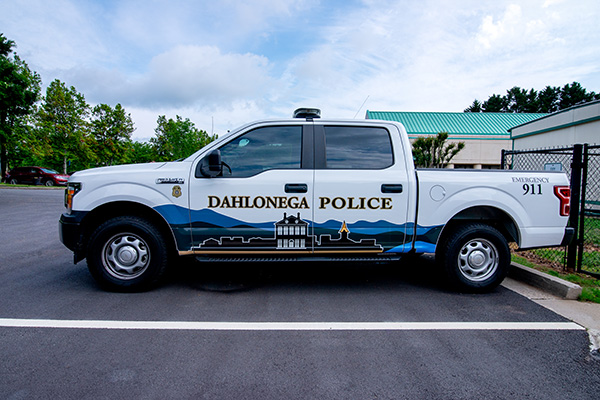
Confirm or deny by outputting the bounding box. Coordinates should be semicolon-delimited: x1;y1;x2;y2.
59;108;573;292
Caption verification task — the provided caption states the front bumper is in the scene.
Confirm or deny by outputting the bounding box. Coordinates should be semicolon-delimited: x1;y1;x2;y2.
59;211;87;263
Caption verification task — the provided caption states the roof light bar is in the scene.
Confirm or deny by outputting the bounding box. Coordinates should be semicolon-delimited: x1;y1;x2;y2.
293;108;321;119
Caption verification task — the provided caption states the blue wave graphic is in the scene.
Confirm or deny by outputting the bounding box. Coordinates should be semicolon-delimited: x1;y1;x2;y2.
154;204;442;250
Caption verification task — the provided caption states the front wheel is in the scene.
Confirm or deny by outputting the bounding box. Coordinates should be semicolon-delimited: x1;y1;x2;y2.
87;216;169;292
437;223;510;292
44;179;55;186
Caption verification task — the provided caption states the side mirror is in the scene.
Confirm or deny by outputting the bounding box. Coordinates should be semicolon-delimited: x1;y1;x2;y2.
208;150;222;173
197;150;222;178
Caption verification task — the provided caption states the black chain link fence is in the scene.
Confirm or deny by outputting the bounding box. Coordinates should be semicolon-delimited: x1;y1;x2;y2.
579;145;600;276
502;144;600;277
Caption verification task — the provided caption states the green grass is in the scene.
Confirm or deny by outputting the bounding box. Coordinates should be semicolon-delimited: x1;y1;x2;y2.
512;254;600;304
584;215;600;244
580;287;600;303
0;183;63;189
0;182;31;188
529;246;600;274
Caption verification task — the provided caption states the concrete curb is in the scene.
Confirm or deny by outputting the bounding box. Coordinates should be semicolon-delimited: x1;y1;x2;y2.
509;262;582;300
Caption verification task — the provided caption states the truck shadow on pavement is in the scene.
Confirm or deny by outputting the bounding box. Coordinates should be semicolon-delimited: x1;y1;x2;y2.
171;255;449;294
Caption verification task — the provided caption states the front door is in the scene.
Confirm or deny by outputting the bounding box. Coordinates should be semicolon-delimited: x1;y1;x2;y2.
189;123;314;254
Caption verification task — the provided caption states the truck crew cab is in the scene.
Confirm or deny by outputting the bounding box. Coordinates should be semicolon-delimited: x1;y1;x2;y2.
59;108;573;292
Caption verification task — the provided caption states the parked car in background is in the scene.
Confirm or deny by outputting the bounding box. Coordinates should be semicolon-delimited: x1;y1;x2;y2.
5;166;69;186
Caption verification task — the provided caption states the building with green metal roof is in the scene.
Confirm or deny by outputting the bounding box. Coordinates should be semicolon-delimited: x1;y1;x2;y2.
366;111;547;168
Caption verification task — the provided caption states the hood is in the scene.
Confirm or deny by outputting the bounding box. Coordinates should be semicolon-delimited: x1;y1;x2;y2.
70;162;169;179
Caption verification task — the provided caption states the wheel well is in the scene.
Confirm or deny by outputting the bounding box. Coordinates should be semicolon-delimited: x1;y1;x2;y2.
437;206;520;249
80;201;178;258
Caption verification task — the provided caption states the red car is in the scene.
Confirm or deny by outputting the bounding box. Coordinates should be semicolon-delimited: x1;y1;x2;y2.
5;166;69;186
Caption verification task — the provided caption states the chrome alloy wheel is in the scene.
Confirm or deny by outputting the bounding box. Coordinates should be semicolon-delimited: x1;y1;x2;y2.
457;238;498;282
102;233;150;280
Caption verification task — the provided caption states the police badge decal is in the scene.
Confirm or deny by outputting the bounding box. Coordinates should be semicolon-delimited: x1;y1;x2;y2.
172;185;182;198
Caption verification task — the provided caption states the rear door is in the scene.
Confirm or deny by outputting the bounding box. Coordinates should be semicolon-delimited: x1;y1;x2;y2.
311;123;411;254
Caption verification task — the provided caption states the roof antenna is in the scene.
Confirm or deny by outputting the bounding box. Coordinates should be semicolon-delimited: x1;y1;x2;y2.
353;95;370;119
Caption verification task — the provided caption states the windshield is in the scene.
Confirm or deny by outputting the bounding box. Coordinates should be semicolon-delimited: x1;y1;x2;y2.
41;168;59;174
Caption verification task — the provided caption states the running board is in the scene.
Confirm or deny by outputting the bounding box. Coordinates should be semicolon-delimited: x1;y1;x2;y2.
195;255;403;263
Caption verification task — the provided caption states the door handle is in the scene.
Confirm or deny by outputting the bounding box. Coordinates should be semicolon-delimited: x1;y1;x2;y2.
381;184;403;193
285;183;308;193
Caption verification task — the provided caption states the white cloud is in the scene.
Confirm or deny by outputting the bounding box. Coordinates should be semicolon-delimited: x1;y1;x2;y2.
137;45;276;107
1;0;109;70
128;100;272;140
67;45;278;109
476;4;523;49
2;0;599;140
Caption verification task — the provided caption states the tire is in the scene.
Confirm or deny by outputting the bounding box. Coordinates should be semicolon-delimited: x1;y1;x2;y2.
44;179;55;186
9;178;18;185
87;216;169;292
437;223;510;292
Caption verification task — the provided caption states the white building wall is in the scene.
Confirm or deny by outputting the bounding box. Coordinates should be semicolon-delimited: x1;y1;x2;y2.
512;101;600;149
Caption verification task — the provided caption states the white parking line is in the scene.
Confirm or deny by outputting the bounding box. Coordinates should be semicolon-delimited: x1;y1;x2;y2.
0;318;584;331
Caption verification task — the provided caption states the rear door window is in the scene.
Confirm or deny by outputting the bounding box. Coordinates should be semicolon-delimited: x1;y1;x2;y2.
323;126;393;169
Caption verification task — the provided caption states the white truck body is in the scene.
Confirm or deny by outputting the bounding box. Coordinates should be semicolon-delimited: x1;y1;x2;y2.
59;113;573;292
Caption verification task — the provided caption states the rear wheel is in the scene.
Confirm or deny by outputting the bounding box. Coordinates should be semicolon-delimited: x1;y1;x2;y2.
437;223;510;292
9;178;18;185
87;216;169;292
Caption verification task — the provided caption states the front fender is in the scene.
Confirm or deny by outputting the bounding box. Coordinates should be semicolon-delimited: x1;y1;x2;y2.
76;182;182;211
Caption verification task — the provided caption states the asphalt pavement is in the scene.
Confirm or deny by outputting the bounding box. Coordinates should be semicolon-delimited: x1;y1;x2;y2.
1;187;599;399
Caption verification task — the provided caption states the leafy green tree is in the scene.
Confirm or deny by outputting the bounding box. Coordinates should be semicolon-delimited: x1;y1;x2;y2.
91;103;135;166
537;85;561;113
412;131;465;168
9;114;51;167
505;87;539;113
559;82;597;110
36;80;93;173
150;115;216;161
464;99;482;112
125;140;155;164
481;94;507;112
0;33;41;178
465;82;600;114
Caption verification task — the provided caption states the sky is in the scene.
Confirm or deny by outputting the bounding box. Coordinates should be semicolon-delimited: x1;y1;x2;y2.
2;0;600;140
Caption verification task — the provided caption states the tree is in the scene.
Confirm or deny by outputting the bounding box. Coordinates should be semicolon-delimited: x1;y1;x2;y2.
481;94;507;112
537;85;560;113
465;82;600;114
91;103;135;166
412;131;465;168
559;82;597;110
505;87;539;113
9;114;51;167
0;33;41;178
36;80;92;173
150;115;216;161
464;99;482;113
126;140;155;164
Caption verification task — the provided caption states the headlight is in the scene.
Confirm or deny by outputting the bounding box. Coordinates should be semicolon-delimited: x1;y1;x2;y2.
65;182;82;213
